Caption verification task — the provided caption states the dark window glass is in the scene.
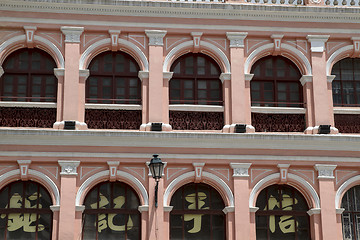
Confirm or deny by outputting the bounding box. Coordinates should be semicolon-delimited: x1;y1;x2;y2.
86;51;141;104
170;183;225;240
169;53;222;105
83;182;140;240
0;181;53;240
332;58;360;107
341;185;360;240
255;185;310;240
0;49;57;102
250;56;302;107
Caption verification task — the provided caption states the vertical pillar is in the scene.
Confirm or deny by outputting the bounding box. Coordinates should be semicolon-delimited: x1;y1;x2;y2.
163;206;173;240
223;207;235;240
306;35;338;134
230;163;252;239
54;69;65;123
301;75;315;132
249;206;259;240
315;164;339;240
54;26;87;130
50;206;60;240
224;32;254;133
58;160;80;240
307;208;321;240
139;205;149;240
139;71;149;130
144;30;171;131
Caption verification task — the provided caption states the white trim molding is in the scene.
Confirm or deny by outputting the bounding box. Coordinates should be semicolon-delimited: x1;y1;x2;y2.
335;175;360;209
58;160;80;176
75;170;148;206
145;30;167;46
169;104;224;112
249;173;320;209
307;35;330;53
326;45;353;75
222;206;235;214
163;171;234;208
307;208;321;216
251;106;306;114
230;163;252;178
61;26;84;43
226;32;248;48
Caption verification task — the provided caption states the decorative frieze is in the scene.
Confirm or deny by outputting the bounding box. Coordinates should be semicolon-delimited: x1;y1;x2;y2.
145;30;167;46
58;160;80;176
17;160;31;180
226;32;248;48
230;163;252;178
307;35;330;53
314;164;337;179
61;26;84;43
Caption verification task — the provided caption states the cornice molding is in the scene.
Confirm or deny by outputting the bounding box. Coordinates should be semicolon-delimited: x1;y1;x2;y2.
2;1;360;25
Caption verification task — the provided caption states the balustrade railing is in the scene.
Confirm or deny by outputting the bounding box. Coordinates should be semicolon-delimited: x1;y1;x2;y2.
170;111;224;130
325;0;360;6
85;109;142;130
334;114;360;133
244;0;304;5
252;113;306;132
0;107;56;128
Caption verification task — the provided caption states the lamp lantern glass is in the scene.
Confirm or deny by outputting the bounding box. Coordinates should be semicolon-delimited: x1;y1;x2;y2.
148;154;164;181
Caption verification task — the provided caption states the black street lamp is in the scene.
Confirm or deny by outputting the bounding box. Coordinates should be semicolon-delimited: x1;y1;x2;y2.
148;154;164;208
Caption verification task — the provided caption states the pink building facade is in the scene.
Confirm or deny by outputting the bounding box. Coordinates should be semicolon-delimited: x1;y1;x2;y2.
1;0;360;239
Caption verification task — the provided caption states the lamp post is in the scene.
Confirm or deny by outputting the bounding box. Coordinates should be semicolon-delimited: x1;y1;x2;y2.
148;154;164;208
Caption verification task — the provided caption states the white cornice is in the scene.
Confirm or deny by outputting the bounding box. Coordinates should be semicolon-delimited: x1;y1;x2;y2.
2;1;360;25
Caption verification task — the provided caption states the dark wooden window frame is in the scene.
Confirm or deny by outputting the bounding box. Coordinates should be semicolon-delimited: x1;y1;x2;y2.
86;51;141;104
332;58;360;107
255;184;310;240
250;56;303;107
341;185;360;240
169;53;223;106
170;183;226;240
0;180;53;240
82;181;141;240
0;48;57;102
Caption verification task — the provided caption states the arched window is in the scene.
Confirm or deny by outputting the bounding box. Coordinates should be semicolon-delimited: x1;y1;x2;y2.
331;58;360;107
82;181;141;239
86;51;141;104
169;53;222;105
170;183;225;240
0;48;57;102
250;56;302;107
341;185;360;240
0;180;53;239
256;185;310;240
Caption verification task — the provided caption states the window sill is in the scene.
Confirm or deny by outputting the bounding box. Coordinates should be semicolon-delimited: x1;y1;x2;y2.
85;103;142;110
251;106;306;114
334;107;360;114
0;101;56;108
169;104;224;112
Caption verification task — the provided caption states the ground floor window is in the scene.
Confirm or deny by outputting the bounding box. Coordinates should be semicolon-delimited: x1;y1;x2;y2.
0;180;53;240
82;181;141;240
341;185;360;240
170;183;225;240
255;184;310;240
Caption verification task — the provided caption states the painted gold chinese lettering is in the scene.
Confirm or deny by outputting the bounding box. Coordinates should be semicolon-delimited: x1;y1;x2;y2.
184;192;209;233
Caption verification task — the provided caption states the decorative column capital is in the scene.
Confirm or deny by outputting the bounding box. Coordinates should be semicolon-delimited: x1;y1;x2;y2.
145;30;167;46
138;205;149;212
61;26;84;43
230;163;251;178
327;75;336;83
163;206;173;212
138;71;149;81
50;205;60;212
163;71;174;81
245;73;254;81
54;68;65;80
300;75;313;86
0;66;3;78
79;69;90;82
307;208;321;216
58;160;80;176
222;206;235;214
314;164;337;179
226;32;248;48
219;73;231;83
306;35;330;53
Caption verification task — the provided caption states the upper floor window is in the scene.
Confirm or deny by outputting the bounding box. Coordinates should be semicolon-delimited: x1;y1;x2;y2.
169;53;222;105
86;51;141;104
341;185;360;240
332;58;360;107
82;181;141;240
0;48;57;102
256;184;310;240
170;183;225;240
0;180;53;240
250;56;302;107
